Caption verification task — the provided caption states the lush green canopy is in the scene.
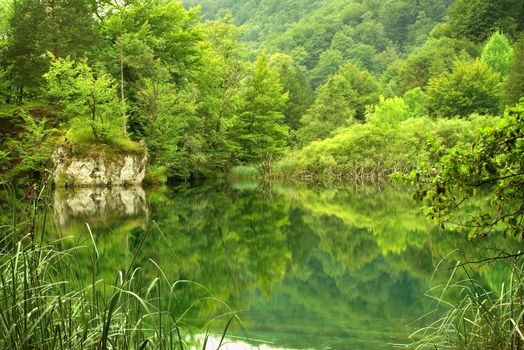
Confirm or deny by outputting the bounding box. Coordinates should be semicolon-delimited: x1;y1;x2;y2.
0;0;523;184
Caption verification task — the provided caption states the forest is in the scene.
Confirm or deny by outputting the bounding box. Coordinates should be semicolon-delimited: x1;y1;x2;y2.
1;0;524;349
0;0;522;184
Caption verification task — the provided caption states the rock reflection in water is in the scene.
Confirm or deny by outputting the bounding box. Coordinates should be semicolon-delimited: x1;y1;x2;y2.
53;187;148;228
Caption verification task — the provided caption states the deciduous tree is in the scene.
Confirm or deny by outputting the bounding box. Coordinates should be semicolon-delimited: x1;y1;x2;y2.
481;31;513;78
269;53;313;131
503;36;524;107
44;56;121;141
428;59;501;117
4;0;99;101
232;52;288;165
407;101;524;239
448;0;524;42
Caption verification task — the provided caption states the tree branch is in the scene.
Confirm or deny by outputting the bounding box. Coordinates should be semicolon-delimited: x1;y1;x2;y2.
455;250;524;268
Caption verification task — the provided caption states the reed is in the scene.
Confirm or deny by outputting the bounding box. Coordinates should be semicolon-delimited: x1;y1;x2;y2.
410;259;524;349
229;165;260;180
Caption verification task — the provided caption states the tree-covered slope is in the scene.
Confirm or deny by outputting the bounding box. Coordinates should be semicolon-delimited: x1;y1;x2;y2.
1;0;523;184
184;0;453;72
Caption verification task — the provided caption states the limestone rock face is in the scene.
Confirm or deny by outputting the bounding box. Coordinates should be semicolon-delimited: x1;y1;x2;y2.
53;144;147;187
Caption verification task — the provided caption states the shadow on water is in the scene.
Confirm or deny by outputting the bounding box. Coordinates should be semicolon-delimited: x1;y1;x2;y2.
46;181;521;350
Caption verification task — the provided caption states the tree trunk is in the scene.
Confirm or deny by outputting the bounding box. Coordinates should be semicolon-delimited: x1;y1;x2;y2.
120;42;127;135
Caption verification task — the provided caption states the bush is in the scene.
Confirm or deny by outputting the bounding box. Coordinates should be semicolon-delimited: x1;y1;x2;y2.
3;110;61;182
144;164;168;185
291;114;499;180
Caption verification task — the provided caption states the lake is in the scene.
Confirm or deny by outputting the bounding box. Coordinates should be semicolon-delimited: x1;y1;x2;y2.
48;182;514;349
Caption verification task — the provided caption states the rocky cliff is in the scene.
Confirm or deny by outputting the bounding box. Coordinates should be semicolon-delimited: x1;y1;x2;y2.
53;143;147;187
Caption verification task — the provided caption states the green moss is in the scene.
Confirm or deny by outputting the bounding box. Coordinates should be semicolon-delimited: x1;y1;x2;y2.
66;122;145;157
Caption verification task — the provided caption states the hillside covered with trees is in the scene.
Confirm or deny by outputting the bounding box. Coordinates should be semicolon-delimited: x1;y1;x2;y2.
2;1;524;349
0;0;523;184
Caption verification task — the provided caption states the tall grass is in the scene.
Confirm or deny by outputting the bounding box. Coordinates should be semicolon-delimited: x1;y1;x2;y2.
229;166;260;180
229;156;299;182
0;182;237;349
410;259;524;349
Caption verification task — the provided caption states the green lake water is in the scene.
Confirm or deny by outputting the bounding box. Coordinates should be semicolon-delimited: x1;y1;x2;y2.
49;182;515;349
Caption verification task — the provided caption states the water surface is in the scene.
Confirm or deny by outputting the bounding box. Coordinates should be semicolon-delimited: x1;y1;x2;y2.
51;182;513;349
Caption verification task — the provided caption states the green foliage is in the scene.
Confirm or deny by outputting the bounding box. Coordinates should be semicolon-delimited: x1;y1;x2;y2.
448;0;524;42
0;65;11;103
0;0;522;183
0;0;12;49
144;164;168;185
44;55;122;142
269;53;314;131
503;36;524;107
407;101;524;239
378;0;418;44
3;108;59;181
100;0;212;179
184;0;324;44
184;18;247;175
403;87;428;118
139;84;200;179
296;62;380;145
3;0;47;98
481;31;514;78
428;59;502;117
102;0;203;86
309;49;343;88
193;0;452;79
366;96;408;126
232;52;289;164
297;72;356;146
3;0;99;101
386;36;476;95
292;114;498;180
185;0;449;55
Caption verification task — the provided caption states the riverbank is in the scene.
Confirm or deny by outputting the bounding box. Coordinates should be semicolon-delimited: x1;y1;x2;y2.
230;114;501;184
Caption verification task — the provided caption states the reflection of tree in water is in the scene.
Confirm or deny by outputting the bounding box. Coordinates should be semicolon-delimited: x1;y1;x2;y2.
45;183;524;348
239;184;522;349
250;187;433;348
131;185;294;323
306;217;380;273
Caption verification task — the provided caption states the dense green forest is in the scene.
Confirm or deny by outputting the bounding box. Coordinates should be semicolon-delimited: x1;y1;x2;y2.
1;1;524;348
0;0;523;184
